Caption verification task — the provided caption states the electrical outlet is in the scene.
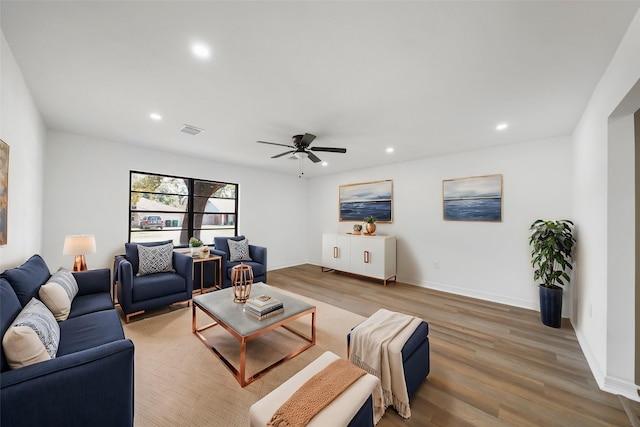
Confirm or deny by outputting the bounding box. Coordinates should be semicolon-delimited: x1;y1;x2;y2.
434;262;440;270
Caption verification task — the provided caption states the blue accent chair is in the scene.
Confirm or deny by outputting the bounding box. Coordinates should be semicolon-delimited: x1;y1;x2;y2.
115;241;193;322
211;236;267;288
1;255;134;427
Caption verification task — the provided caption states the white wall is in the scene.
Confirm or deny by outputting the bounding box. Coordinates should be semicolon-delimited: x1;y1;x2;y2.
607;114;636;387
572;10;640;400
307;136;573;313
42;128;574;317
0;29;46;270
42;130;309;273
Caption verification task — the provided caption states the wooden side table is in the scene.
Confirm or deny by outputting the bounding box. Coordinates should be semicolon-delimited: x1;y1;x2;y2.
191;254;222;294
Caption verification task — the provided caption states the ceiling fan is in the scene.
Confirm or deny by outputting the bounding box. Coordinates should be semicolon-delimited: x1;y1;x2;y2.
257;133;347;163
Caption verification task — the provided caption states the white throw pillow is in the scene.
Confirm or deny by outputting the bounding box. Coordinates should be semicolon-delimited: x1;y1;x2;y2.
228;238;252;262
39;268;79;321
39;282;71;321
2;298;60;369
137;242;175;276
48;268;79;301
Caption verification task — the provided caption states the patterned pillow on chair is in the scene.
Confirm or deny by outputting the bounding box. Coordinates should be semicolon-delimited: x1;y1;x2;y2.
137;243;175;276
228;239;253;262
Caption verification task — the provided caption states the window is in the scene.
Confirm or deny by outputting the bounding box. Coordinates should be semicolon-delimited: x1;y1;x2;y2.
129;171;238;246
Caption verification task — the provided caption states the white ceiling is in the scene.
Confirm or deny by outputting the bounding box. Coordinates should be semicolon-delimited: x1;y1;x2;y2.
2;1;639;177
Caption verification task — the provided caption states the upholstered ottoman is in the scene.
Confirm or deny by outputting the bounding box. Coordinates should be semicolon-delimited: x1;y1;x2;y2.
249;351;380;427
347;318;430;401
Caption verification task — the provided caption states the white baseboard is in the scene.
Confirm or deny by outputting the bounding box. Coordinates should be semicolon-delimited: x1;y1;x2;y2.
574;322;640;401
604;376;640;402
574;327;606;390
401;277;538;312
269;260;313;271
305;264;538;311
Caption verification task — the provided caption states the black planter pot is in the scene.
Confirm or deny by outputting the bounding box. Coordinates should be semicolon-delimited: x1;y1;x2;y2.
539;285;563;328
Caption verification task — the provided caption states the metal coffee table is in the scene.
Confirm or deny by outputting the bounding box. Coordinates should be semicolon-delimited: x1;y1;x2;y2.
192;282;316;387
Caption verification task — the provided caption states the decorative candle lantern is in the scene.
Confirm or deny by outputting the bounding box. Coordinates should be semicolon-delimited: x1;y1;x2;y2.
231;264;254;302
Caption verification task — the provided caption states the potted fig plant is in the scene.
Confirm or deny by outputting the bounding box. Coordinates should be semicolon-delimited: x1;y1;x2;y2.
363;216;376;234
529;219;576;328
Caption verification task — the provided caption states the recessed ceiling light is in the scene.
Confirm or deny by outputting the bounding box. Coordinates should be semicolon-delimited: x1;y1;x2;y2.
191;43;211;59
496;123;508;131
386;147;394;153
322;162;328;167
149;113;162;121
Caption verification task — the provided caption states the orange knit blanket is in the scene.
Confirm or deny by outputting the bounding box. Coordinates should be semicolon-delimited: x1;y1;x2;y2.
267;358;366;427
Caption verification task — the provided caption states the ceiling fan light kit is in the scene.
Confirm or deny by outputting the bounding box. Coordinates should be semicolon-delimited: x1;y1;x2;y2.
293;151;308;159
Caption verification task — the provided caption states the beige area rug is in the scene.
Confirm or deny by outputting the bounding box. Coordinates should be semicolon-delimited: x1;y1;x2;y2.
121;285;366;427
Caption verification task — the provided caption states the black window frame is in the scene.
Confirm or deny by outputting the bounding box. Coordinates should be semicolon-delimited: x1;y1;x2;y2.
128;170;239;247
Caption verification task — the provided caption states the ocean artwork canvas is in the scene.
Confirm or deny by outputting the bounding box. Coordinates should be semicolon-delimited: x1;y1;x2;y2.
339;180;393;222
443;174;502;222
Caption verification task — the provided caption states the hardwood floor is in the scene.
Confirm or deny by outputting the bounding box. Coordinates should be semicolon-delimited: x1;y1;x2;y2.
268;264;638;427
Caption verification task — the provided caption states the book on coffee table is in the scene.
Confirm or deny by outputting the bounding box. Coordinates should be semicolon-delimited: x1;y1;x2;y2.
245;295;283;313
247;294;280;306
244;301;284;316
244;306;284;320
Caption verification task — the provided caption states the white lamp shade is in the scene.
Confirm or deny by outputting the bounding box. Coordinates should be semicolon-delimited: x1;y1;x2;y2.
63;235;96;255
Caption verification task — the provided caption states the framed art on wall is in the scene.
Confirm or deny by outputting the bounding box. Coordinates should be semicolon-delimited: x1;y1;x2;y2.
339;180;393;222
443;174;502;222
0;139;8;245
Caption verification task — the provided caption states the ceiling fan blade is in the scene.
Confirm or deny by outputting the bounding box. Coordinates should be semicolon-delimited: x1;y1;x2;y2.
300;133;316;147
257;140;294;148
310;147;347;153
307;151;322;163
272;150;295;159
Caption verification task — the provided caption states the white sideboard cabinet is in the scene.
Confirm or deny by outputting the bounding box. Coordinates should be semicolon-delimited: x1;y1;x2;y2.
321;233;397;286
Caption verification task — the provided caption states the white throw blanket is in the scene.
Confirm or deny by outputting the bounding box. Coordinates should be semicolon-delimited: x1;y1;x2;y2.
349;309;421;422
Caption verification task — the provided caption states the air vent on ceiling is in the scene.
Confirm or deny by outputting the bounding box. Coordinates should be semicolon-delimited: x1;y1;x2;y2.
180;124;205;136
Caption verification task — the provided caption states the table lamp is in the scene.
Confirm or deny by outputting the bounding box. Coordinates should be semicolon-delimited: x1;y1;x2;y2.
63;234;96;271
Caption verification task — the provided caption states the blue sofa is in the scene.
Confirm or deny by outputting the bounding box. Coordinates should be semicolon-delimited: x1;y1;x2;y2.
0;254;134;427
212;236;267;288
115;241;193;322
